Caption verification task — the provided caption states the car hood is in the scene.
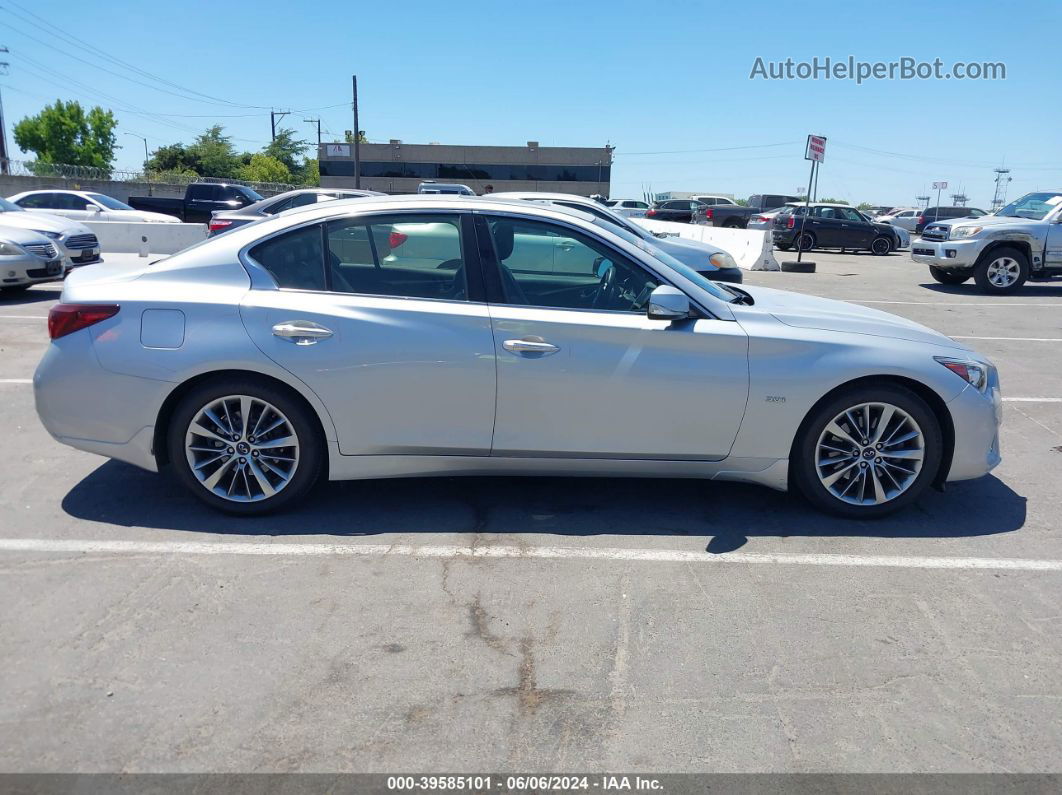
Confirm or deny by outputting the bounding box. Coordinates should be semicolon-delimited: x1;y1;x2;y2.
735;284;971;350
0;210;90;236
0;223;54;247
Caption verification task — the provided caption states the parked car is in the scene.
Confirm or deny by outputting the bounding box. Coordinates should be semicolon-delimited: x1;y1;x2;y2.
603;199;650;218
0;227;66;293
915;206;987;235
773;203;899;254
645;199;709;224
690;195;739;207
126;183;263;223
489;191;742;282
416;182;475;195
36;194;1001;519
877;208;920;232
207;188;383;236
692;194;803;229
911;191;1062;293
10;190;181;224
0;197;101;268
748;202;802;231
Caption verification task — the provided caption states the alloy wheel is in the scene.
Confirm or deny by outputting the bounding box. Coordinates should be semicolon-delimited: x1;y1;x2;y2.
184;394;300;502
815;402;924;506
985;256;1020;288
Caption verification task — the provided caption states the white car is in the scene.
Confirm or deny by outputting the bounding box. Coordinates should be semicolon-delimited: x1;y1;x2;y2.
8;190;180;224
877;208;920;232
604;199;650;218
35;195;1001;519
691;195;738;207
750;203;801;231
0;197;101;269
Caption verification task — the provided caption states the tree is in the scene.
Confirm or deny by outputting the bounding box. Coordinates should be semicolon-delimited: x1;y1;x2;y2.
189;125;242;179
145;143;199;175
263;128;307;173
240;153;292;184
13;100;118;170
301;158;320;187
856;202;874;211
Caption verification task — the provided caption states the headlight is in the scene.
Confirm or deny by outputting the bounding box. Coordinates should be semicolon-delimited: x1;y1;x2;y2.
709;252;737;270
0;241;24;256
949;226;982;239
935;357;988;392
34;230;62;240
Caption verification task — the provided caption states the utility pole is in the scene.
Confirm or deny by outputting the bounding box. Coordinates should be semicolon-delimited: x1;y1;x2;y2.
270;109;290;141
352;75;361;188
950;192;968;207
991;167;1012;211
0;47;9;175
303;117;321;147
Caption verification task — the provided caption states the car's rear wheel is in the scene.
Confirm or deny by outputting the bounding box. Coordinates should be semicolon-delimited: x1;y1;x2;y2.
929;266;971;285
723;220;743;229
871;236;892;255
167;378;324;515
791;384;942;518
974;247;1029;294
796;232;815;252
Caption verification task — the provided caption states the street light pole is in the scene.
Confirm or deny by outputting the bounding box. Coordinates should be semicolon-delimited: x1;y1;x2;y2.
124;132;149;172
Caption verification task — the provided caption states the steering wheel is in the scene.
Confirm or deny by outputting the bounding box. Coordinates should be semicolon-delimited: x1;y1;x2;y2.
592;261;619;309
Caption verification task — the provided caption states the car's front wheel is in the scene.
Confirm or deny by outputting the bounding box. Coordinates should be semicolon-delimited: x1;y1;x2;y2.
974;247;1029;294
929;266;971;285
167;377;324;515
870;236;892;256
791;384;942;518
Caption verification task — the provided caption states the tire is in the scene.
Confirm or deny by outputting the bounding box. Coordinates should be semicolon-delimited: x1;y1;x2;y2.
790;383;943;519
781;260;816;273
796;232;815;252
870;236;891;256
973;247;1029;294
776;243;792;251
929;266;971;285
167;376;324;515
723;220;743;229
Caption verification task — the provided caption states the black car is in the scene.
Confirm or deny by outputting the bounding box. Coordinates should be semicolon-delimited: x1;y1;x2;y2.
644;199;708;224
915;206;988;234
207;188;383;236
127;183;264;223
773;203;899;255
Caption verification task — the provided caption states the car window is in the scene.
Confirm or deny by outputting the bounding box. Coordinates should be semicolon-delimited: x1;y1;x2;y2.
265;197;294;215
841;208;864;222
59;193;92;211
969;209;986;217
249;224;327;291
86;193;133;210
326;214;467;301
15;193;51;209
187;184;217;201
484;217;660;313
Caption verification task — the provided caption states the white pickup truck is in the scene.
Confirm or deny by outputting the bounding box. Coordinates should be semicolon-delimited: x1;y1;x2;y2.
911;191;1062;293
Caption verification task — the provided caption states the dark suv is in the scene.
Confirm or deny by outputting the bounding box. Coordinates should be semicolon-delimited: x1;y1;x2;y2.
645;200;708;224
915;206;987;234
773;203;899;254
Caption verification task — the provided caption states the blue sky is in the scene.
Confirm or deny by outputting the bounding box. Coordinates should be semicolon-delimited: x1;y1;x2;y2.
3;0;1059;208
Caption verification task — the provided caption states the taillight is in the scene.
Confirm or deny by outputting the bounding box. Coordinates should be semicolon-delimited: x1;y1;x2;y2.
917;216;925;226
389;231;408;248
787;216;795;229
48;304;120;340
208;219;233;231
705;208;714;219
646;209;657;217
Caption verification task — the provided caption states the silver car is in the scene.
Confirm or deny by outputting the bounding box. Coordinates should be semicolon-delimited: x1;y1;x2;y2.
34;195;1002;518
0;227;66;292
0;197;101;269
490;192;743;283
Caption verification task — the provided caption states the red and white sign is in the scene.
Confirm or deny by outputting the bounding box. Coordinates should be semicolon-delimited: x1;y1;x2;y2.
805;135;827;162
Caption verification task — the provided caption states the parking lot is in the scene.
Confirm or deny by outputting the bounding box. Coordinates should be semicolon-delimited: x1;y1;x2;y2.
1;249;1060;773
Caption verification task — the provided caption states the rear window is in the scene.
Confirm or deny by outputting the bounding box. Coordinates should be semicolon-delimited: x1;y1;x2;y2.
249;224;326;291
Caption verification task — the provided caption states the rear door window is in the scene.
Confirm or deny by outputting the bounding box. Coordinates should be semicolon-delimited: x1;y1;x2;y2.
249;224;327;291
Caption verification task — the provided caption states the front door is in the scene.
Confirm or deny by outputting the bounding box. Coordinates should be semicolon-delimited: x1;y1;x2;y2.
479;215;749;460
839;207;876;248
240;211;497;457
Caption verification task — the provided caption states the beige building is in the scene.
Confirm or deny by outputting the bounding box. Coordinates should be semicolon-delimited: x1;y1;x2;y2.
319;140;613;196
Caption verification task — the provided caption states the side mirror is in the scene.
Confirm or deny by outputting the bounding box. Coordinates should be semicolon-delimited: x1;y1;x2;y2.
647;285;691;321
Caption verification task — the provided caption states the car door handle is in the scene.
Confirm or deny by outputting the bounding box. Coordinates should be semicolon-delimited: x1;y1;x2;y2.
502;337;560;355
272;320;333;345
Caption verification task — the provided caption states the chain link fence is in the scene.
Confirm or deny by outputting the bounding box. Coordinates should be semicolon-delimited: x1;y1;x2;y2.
0;158;302;195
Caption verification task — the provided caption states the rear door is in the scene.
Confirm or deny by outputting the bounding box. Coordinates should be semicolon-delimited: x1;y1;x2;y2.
240;210;497;456
477;214;749;460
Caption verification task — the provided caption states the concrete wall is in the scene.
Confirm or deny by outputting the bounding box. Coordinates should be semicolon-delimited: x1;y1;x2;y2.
86;221;207;256
321;175;610;196
0;175;289;204
634;219;780;271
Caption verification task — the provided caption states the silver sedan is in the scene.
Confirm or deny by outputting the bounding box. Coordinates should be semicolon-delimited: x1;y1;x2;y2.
34;195;1002;518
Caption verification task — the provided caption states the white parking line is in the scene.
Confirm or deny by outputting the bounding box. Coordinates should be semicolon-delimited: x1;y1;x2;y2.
0;315;48;320
1004;397;1062;403
0;537;1059;572
0;378;32;384
857;300;1059;307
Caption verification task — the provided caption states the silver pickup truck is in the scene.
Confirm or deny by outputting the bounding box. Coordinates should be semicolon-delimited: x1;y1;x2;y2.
910;191;1062;293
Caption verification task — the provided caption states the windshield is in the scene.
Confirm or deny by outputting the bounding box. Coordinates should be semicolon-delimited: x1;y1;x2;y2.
592;218;733;302
86;193;134;211
994;192;1062;221
0;197;24;212
237;186;264;202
